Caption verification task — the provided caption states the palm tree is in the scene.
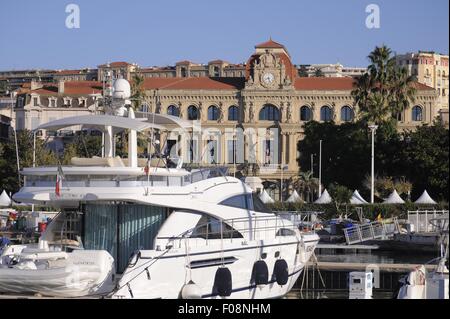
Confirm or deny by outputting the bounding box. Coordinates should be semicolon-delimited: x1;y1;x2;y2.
352;45;417;125
314;68;325;77
296;171;319;203
130;73;148;110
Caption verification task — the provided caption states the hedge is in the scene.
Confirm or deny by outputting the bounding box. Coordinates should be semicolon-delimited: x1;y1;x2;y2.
267;202;449;220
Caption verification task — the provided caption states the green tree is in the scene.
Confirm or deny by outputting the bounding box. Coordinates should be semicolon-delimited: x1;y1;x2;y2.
130;73;148;111
328;183;352;213
295;171;319;203
314;68;324;77
352;45;416;125
298;65;309;77
401;122;449;201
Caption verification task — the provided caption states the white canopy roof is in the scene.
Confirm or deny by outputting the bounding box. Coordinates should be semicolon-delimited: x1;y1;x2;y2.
139;112;194;129
0;190;12;207
286;190;302;203
383;190;405;204
36;115;166;132
415;190;437;205
350;190;368;205
315;189;333;204
259;189;275;204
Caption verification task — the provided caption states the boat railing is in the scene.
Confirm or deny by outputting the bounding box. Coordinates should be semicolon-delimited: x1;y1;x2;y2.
23;166;229;188
166;214;311;249
407;210;449;233
273;211;323;231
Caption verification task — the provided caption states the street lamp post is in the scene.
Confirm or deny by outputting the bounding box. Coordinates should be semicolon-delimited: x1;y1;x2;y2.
369;124;379;204
318;140;322;195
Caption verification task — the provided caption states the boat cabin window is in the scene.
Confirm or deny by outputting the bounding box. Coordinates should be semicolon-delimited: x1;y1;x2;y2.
219;194;253;210
219;193;271;214
190;215;243;239
252;193;272;214
276;228;296;237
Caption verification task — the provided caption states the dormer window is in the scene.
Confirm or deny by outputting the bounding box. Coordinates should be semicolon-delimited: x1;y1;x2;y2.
50;98;56;107
78;98;86;107
33;97;39;106
64;98;72;107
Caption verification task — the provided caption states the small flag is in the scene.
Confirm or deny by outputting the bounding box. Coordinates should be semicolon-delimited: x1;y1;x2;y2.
55;162;65;197
55;175;61;197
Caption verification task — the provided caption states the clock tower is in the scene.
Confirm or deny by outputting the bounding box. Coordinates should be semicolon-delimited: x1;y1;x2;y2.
245;39;296;90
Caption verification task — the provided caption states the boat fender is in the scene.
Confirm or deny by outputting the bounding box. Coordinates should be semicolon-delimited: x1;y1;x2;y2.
181;280;202;299
15;261;37;270
273;259;289;286
127;251;141;268
251;260;269;286
127;283;134;299
213;267;232;297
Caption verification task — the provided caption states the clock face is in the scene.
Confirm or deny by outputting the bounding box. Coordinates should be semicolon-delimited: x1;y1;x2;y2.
263;72;275;84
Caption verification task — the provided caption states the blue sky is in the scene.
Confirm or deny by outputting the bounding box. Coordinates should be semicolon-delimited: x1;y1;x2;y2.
0;0;448;70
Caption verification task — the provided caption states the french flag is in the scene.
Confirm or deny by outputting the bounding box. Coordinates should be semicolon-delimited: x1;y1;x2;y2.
55;164;64;197
55;174;61;197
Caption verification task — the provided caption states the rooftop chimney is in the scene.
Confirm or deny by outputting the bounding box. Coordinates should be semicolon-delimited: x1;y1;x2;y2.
58;80;65;94
30;80;43;91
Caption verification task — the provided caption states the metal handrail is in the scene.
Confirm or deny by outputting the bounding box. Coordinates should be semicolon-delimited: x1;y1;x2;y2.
166;215;307;246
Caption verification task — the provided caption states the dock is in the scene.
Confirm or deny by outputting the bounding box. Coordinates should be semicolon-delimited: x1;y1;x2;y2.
307;261;436;273
317;244;379;250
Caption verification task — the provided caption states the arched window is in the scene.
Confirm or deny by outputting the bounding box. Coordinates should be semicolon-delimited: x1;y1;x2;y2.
167;105;179;117
300;105;312;121
208;105;219;121
412;106;423;122
340;106;354;122
188;105;199;120
259;104;280;121
228;106;238;121
320;106;333;122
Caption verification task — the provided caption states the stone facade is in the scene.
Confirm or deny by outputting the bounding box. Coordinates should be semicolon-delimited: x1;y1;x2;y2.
139;40;439;199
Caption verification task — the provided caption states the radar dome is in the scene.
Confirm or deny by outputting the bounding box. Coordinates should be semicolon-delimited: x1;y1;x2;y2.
112;78;131;99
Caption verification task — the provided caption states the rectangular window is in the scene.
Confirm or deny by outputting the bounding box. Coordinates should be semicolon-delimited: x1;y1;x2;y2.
187;139;198;164
50;99;56;107
166;139;178;158
227;140;236;164
263;140;274;165
33;97;38;106
206;140;218;164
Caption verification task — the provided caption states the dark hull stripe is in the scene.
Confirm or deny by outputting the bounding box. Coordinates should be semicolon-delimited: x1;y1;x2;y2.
141;239;318;260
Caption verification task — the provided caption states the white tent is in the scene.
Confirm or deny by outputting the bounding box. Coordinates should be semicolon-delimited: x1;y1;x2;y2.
350;190;368;205
286;190;302;203
315;189;333;204
383;190;405;204
414;190;437;205
259;189;275;204
0;190;12;207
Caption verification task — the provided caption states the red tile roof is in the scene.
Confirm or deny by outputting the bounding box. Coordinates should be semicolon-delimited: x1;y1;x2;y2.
411;82;435;90
143;77;244;90
208;60;229;64
294;77;435;91
55;69;82;75
176;60;194;65
294;77;356;90
19;81;102;95
98;62;131;68
255;39;285;49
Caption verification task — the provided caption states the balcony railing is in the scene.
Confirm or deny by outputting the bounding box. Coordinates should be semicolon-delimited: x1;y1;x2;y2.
23;166;229;188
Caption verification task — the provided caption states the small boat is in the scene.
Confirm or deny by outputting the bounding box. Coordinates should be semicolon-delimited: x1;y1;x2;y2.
397;215;449;299
0;245;115;297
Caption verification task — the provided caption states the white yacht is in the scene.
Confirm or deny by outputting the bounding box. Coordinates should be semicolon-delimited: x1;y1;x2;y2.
0;79;319;299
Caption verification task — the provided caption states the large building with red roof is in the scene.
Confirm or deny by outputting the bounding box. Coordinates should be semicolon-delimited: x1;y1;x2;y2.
4;40;440;199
